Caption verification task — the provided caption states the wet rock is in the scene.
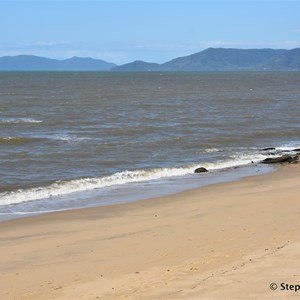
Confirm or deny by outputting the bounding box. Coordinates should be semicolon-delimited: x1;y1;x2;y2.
194;167;208;173
261;155;298;164
292;148;300;152
261;147;276;151
290;156;299;163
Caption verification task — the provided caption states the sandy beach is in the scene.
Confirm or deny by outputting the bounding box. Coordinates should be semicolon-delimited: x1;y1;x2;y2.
1;163;300;299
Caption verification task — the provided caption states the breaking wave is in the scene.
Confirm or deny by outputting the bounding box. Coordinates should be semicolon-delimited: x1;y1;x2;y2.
0;143;298;208
0;166;196;206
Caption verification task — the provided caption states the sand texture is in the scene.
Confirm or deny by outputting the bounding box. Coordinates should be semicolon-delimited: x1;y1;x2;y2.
0;163;300;299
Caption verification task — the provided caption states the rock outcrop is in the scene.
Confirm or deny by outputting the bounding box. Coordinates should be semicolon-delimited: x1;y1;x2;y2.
261;155;298;164
194;167;208;173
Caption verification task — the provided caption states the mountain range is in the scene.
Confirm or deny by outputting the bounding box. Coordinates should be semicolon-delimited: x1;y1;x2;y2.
1;48;300;71
0;55;116;71
112;48;300;71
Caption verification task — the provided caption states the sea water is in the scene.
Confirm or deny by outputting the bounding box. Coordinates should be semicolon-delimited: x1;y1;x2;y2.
0;71;299;219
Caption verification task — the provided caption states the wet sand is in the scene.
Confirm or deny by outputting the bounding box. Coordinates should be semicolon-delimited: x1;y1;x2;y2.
0;163;299;299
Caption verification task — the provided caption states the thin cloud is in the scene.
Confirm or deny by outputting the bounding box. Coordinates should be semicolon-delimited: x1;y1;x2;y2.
23;41;72;49
34;41;71;47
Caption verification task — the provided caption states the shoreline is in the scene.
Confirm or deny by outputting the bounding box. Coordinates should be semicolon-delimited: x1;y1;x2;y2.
1;163;300;299
0;162;274;222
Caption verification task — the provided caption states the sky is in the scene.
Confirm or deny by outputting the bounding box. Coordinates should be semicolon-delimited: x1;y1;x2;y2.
1;0;300;64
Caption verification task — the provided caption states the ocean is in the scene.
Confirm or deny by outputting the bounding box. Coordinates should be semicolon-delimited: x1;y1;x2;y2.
0;71;299;220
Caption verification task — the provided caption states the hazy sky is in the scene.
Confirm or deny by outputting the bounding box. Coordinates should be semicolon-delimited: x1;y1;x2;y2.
1;0;300;64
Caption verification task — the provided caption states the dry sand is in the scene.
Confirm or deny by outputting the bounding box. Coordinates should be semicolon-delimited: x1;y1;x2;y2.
0;163;300;299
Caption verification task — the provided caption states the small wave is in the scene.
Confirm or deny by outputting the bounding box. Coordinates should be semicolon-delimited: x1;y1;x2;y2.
0;136;44;145
204;154;265;170
52;134;92;143
204;144;299;170
1;143;298;207
204;148;220;153
0;134;92;145
0;117;43;124
276;142;300;152
0;166;197;206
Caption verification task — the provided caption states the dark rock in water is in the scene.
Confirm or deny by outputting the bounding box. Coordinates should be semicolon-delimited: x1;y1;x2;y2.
292;148;300;152
261;155;298;164
261;147;276;151
194;167;208;173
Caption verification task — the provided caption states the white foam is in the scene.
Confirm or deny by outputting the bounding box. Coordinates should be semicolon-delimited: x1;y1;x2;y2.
0;117;43;124
276;143;300;151
203;144;299;171
53;134;91;143
204;153;267;170
0;166;196;206
204;148;220;153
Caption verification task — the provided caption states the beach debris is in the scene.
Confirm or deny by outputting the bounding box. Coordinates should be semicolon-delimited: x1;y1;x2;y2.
194;167;208;173
261;155;298;164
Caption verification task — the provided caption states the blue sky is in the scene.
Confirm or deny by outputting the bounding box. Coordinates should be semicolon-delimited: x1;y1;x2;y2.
1;1;300;64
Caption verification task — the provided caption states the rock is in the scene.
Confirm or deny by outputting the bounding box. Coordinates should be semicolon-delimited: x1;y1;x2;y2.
292;148;300;152
261;147;276;151
261;155;298;164
194;167;208;173
290;156;299;163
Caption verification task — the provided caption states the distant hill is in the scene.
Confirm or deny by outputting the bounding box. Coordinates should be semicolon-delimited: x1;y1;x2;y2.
112;48;300;71
0;55;116;71
1;48;300;71
112;60;161;72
